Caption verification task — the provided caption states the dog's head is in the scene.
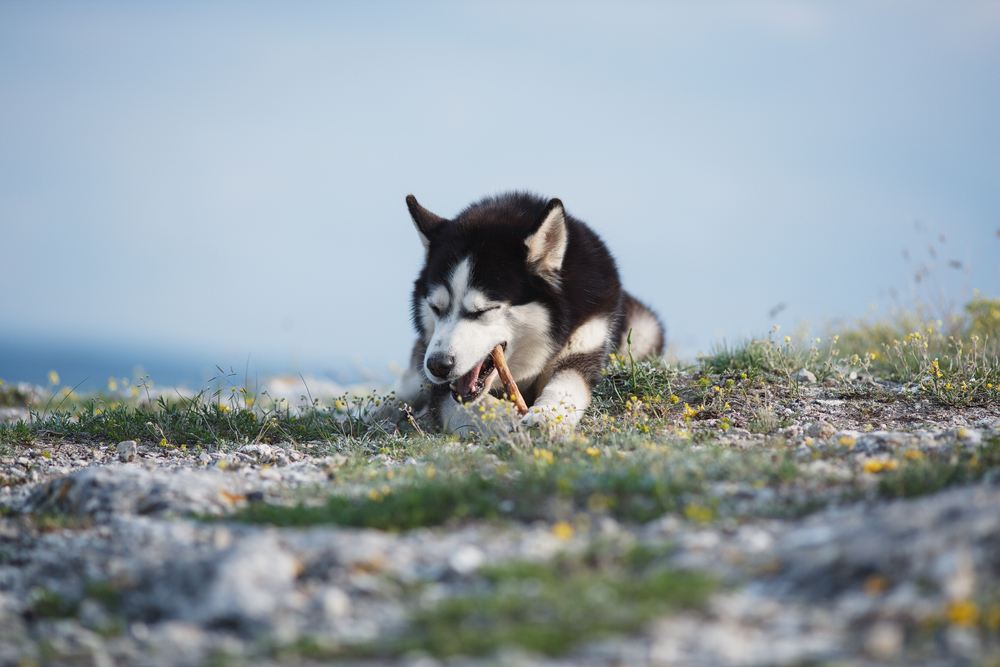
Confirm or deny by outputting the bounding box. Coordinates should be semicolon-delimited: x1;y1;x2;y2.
407;193;567;403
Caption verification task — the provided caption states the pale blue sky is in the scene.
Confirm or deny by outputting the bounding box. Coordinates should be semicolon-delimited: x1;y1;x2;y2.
2;2;999;381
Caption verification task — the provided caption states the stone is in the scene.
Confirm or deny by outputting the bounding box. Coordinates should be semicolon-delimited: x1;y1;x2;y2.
192;534;300;627
794;369;817;384
448;545;485;575
116;440;137;463
806;421;835;439
238;444;275;464
865;621;903;659
319;586;351;620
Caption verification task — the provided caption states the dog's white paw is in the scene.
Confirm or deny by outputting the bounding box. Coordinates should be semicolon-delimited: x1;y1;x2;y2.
519;402;579;435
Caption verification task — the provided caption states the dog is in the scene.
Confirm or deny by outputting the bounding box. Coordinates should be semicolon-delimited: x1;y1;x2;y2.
387;191;664;434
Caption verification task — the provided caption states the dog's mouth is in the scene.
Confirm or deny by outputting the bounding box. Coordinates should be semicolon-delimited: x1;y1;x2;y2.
449;345;504;404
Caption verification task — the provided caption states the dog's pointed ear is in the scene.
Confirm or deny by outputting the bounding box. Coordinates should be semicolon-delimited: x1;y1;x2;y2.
525;198;568;282
406;194;446;249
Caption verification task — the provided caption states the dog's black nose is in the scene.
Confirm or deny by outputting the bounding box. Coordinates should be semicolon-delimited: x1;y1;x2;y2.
426;353;455;380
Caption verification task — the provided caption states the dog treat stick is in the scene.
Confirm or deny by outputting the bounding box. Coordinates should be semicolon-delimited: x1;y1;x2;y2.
491;345;528;415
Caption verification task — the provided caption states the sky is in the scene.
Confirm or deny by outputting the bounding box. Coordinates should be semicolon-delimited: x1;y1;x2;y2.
1;1;999;385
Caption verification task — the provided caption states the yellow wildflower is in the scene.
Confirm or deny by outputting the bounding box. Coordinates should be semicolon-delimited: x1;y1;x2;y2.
585;447;601;458
863;459;898;474
946;600;979;627
48;370;60;386
551;521;574;540
903;450;924;461
838;435;856;448
533;448;554;465
683;504;715;523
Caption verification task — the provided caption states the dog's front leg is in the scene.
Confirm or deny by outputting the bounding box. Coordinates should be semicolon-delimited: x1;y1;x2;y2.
521;351;604;432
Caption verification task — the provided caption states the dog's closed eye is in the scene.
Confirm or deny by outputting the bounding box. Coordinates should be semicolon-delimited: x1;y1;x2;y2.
465;305;500;319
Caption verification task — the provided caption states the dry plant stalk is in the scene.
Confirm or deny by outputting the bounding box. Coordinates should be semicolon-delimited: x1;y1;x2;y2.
490;344;528;415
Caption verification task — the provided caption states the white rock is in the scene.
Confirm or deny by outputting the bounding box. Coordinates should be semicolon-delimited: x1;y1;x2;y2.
865;621;903;659
194;534;299;626
116;440;137;463
449;545;485;575
320;586;351;620
237;443;275;464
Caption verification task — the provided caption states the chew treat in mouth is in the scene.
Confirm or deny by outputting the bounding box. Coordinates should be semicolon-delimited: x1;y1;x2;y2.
449;350;498;404
490;344;528;415
448;344;528;415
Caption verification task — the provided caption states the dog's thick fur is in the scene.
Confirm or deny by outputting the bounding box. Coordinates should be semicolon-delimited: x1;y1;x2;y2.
390;192;664;433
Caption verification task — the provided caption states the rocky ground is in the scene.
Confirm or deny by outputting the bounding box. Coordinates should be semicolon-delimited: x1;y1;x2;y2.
1;377;999;667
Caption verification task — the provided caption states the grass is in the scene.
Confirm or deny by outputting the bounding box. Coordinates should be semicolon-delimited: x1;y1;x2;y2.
230;433;1000;531
27;588;78;619
278;543;715;660
2;298;996;450
833;296;1000;406
393;547;714;658
0;391;394;448
232;438;806;529
878;436;1000;499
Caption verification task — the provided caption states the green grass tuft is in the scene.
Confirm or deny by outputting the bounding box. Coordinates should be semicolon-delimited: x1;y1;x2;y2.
278;543;715;660
878;436;1000;499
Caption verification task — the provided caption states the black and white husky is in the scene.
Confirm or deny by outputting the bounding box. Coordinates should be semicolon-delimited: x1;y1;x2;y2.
389;192;664;433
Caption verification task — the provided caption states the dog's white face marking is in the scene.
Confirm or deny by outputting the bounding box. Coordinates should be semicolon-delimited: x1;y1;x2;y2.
424;257;510;382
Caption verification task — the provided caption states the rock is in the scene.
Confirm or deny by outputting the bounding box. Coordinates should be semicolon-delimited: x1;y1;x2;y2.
238;444;275;464
319;586;351;620
448;545;485;575
953;427;982;445
865;621;903;659
806;421;835;439
116;440;138;463
22;465;253;518
794;369;817;384
192;534;300;628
